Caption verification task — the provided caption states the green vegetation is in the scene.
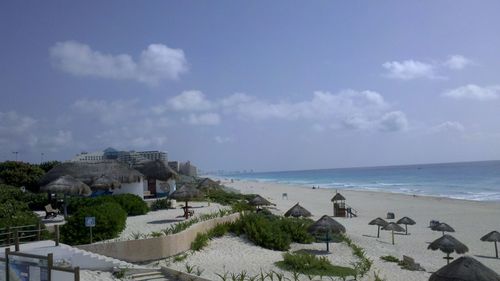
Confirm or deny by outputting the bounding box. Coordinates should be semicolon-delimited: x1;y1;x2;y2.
61;202;127;245
150;198;172;211
231;212;314;251
38;161;62;173
0;184;44;228
67;194;148;216
161;209;234;236
191;232;209;251
0;161;45;192
173;253;188;263
380;255;400;263
275;252;356;277
342;235;373;278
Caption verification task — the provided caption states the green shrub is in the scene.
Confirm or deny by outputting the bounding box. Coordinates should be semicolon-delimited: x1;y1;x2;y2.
61;202;127;245
279;217;314;244
150;198;172;211
0;185;40;228
276;252;356;277
208;223;231;238
232;213;291;251
191;232;209;251
380;255;399;263
67;194;148;216
205;189;255;206
0;161;45;192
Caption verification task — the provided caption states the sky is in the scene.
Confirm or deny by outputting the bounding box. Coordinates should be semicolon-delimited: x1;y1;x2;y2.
1;1;499;171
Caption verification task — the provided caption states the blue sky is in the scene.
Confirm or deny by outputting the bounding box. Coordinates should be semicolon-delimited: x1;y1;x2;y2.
1;1;499;171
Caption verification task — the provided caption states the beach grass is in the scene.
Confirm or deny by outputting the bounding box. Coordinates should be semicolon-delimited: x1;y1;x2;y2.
275;252;356;277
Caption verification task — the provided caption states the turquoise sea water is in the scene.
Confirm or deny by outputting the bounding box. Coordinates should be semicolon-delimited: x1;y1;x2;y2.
227;160;500;201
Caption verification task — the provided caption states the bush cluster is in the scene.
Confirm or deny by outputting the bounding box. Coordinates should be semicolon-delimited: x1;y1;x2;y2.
276;252;356;277
231;212;314;251
190;232;209;251
0;184;43;228
67;194;148;216
150;198;172;211
61;202;127;245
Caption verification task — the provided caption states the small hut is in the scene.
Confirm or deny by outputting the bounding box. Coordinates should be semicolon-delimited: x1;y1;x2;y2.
284;203;312;218
382;222;405;245
133;160;178;198
331;192;346;217
369;217;388;238
249;195;273;210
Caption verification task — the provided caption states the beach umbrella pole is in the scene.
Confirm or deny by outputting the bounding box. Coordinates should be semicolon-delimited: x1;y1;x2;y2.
63;193;68;219
377;226;380;238
446;253;450;265
392;230;395;245
405;224;408;235
326;231;330;252
495;241;498;258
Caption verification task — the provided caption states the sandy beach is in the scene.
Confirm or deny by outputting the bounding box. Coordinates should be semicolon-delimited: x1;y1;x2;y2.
162;179;500;281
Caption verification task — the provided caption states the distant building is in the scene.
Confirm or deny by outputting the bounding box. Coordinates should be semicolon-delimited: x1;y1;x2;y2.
180;161;197;177
72;151;104;162
168;161;180;173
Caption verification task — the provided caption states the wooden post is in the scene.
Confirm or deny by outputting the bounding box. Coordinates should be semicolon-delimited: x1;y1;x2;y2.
391;230;395;245
47;253;53;281
14;230;19;252
54;225;60;246
74;266;80;281
37;221;41;241
495;241;498;259
377;226;380;238
5;248;10;281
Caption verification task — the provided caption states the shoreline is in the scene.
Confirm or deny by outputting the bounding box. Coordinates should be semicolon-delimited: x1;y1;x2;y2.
216;176;500;206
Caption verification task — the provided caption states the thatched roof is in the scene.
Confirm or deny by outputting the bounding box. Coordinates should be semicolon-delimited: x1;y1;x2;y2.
284;203;312;218
197;178;219;189
429;256;500;281
133;160;177;181
331;193;346;201
40;175;92;196
169;185;201;201
428;234;469;254
39;161;143;187
382;222;405;232
308;215;346;234
249;195;272;206
480;231;500;242
397;216;416;225
433;223;455;233
369;217;388;226
91;175;121;190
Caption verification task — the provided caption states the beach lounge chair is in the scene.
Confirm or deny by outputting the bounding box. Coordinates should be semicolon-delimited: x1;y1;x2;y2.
401;255;425;271
44;204;59;219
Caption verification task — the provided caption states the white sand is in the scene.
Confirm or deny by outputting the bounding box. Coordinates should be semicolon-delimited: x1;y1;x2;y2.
160;179;500;281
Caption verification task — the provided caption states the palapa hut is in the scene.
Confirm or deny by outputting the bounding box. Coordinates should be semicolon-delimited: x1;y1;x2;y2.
480;230;500;258
397;216;416;235
197;178;220;191
429;256;500;281
428;234;469;264
169;185;201;219
249;195;273;210
91;175;121;190
369;217;388;238
308;215;346;252
331;192;346;217
39;160;144;198
40;175;92;218
382;222;405;245
284;203;312;218
133;160;178;198
432;222;455;236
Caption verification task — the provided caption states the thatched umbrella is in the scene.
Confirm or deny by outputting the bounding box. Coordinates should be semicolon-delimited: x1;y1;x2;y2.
249;195;272;210
308;215;346;252
382;222;405;245
133;160;178;182
397;216;416;235
428;234;469;264
480;231;500;258
40;175;92;218
91;175;121;190
284;203;312;218
429;256;500;281
169;185;201;219
433;223;455;236
369;217;388;238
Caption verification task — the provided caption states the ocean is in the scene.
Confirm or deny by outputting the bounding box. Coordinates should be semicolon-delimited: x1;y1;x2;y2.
226;160;500;201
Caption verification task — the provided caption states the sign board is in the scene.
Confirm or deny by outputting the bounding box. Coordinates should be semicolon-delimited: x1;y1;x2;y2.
85;217;95;227
8;254;49;281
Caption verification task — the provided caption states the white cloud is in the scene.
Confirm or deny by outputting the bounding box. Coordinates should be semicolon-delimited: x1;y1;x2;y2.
214;136;234;144
186;113;221;126
444;55;472;70
378;111;409;132
442;84;499;101
431;121;465;133
50;41;188;85
72;99;140;124
382;60;437;80
0;111;37;136
167;90;213;112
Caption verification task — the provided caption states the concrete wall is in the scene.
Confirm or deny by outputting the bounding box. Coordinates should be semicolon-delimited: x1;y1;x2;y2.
112;180;144;199
77;213;240;263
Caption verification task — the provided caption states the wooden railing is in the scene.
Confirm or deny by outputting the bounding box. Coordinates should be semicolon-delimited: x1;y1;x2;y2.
0;223;44;250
